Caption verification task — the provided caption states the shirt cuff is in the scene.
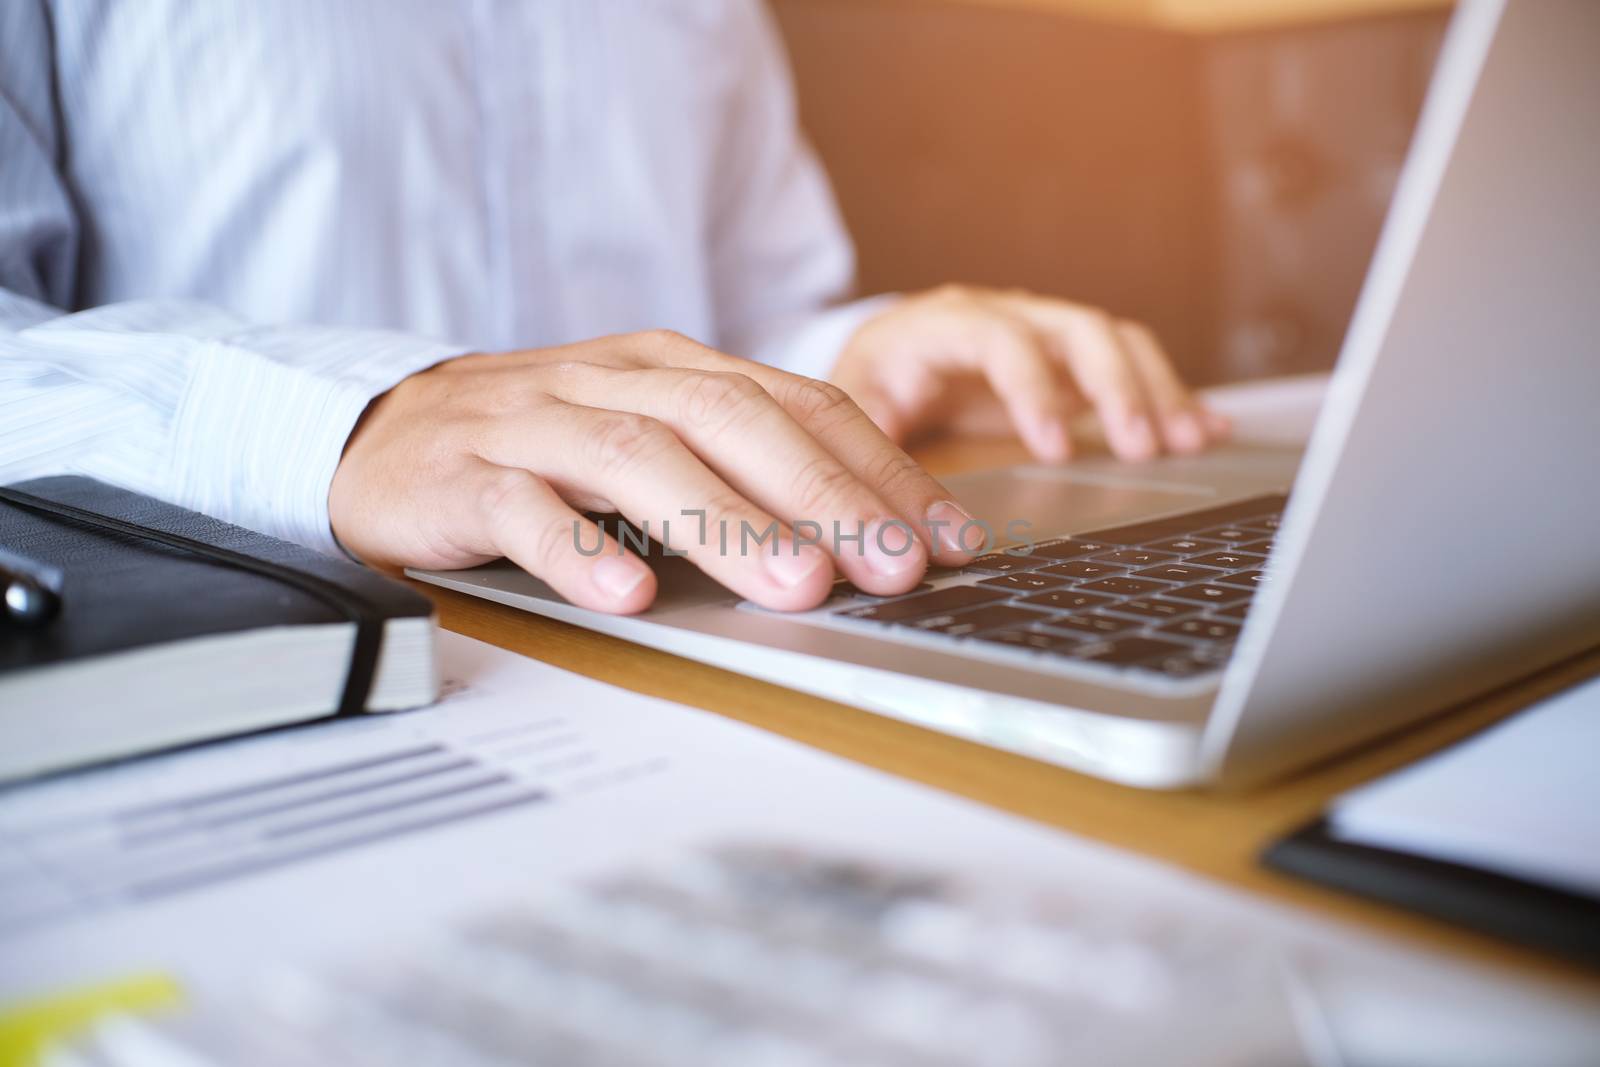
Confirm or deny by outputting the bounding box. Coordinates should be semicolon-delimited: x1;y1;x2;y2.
170;328;468;555
748;294;901;381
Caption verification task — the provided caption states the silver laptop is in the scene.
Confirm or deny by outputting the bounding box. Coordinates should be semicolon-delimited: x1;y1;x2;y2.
414;0;1600;789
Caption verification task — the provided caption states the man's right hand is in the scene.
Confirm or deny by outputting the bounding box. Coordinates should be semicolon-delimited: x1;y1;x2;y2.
328;332;983;614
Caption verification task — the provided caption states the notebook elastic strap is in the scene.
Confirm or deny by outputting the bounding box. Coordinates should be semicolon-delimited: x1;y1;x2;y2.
0;487;383;715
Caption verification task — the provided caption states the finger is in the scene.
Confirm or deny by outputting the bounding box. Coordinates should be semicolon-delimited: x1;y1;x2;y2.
482;401;837;611
1115;319;1211;454
654;345;985;564
1202;408;1233;438
463;463;657;614
1008;301;1158;461
837;373;912;445
963;314;1076;463
545;364;931;593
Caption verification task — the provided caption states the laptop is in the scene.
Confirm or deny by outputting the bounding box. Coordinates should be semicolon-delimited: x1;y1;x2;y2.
413;0;1600;789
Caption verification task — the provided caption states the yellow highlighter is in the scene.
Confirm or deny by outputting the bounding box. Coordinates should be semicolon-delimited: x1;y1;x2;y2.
0;973;182;1067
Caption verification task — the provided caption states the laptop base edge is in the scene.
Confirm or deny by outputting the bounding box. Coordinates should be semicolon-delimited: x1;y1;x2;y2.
410;568;1209;790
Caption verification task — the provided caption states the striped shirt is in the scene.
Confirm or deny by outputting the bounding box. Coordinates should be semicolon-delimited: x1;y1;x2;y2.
0;0;874;553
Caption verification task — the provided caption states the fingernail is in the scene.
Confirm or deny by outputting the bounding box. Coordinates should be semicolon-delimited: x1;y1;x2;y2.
765;540;828;589
1124;414;1157;456
863;519;923;578
1169;411;1205;452
593;555;648;600
926;500;980;555
1032;417;1069;460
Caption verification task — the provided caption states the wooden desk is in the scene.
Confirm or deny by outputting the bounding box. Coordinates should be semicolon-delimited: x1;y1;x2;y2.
417;436;1600;995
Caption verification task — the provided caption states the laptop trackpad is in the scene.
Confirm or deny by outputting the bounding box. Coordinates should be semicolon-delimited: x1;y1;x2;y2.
942;447;1299;540
636;447;1300;612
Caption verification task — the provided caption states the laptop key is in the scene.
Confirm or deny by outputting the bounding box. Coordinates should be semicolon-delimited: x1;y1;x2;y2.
1131;563;1226;583
1074;494;1288;546
1148;650;1228;677
1187;551;1266;570
962;553;1048;575
1016;589;1118;611
977;572;1069;592
834;584;1008;623
1093;548;1178;566
1101;597;1193;620
1039;612;1142;637
1164;583;1252;606
1146;536;1227;555
907;603;1051;636
1235;538;1276;555
1039;560;1126;580
1070;636;1194;667
1195;525;1256;543
1158;617;1243;641
1022;538;1113;560
1212;601;1252;621
1191;640;1236;664
1216;570;1270;589
832;581;933;602
1078;576;1170;597
973;627;1085;654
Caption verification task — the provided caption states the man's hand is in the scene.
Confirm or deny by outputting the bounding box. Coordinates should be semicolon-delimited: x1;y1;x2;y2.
833;286;1229;462
329;332;983;615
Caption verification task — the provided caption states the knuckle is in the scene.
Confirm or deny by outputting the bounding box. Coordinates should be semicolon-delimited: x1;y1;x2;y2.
859;447;928;498
476;468;535;527
781;377;857;427
698;488;757;527
1084;308;1116;334
633;328;706;364
790;454;863;514
586;412;673;476
503;385;553;419
540;358;591;379
678;371;767;428
1118;318;1162;349
636;327;690;348
1064;305;1114;336
982;314;1032;351
529;512;578;575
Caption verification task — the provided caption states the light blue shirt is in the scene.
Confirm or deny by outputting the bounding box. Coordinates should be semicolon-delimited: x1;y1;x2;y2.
0;1;874;552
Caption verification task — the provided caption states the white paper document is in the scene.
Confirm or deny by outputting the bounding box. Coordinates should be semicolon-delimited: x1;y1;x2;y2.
1329;673;1600;897
2;633;1596;1065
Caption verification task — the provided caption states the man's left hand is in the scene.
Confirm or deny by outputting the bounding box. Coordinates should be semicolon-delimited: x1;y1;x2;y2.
832;286;1230;462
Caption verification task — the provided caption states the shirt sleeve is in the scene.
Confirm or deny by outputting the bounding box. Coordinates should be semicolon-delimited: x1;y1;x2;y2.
707;2;901;383
0;3;466;555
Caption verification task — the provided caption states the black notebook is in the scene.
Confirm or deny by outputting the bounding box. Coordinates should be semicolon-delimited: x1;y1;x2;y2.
0;476;439;782
1264;675;1600;972
1265;820;1600;972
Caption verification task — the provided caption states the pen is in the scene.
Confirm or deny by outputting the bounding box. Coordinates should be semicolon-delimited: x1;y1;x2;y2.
0;545;63;626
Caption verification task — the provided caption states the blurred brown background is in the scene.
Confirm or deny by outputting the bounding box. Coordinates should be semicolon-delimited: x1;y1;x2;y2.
772;0;1450;384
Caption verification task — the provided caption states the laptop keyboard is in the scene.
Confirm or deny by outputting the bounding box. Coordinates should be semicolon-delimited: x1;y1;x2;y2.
830;494;1287;680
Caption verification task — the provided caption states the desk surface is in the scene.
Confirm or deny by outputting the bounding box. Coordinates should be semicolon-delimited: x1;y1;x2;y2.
419;434;1600;996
